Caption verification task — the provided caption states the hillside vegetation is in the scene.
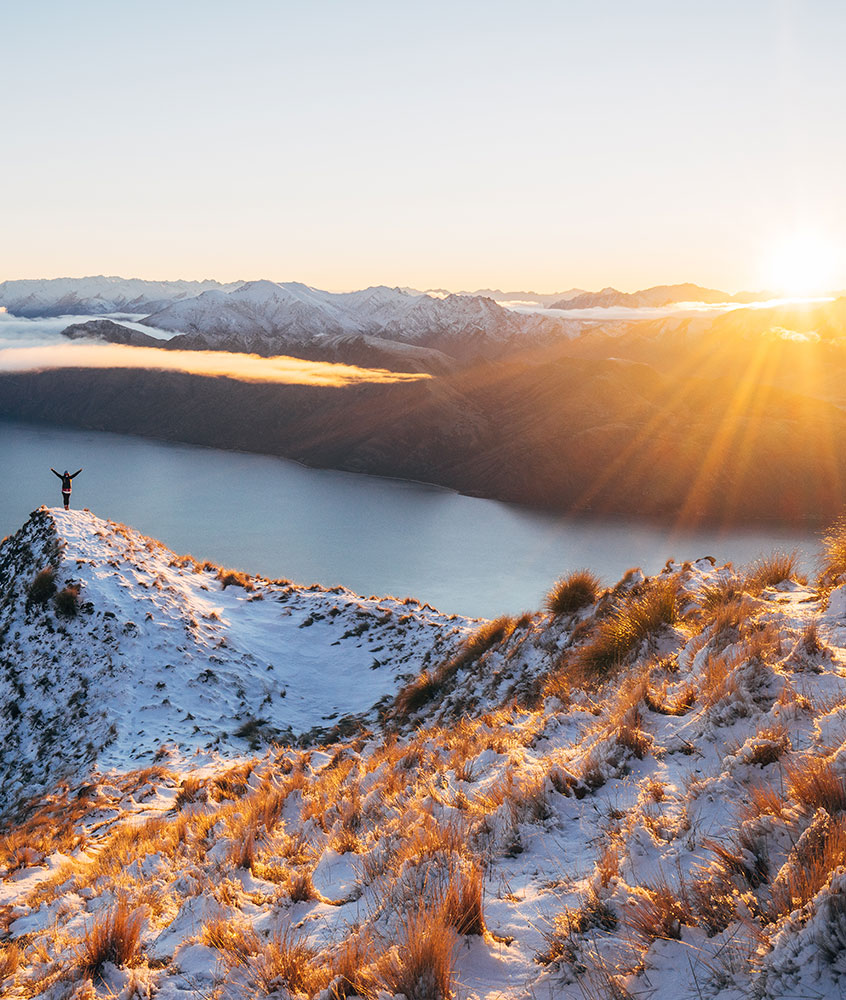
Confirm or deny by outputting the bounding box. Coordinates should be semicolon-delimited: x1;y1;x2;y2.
2;512;846;996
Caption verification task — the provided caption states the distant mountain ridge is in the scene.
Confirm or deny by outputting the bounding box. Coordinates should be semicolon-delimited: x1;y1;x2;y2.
138;279;579;360
550;282;769;310
0;275;243;318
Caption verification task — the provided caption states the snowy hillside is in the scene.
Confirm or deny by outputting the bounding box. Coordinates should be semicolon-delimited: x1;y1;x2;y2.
0;277;242;318
141;281;575;356
4;512;846;998
0;508;471;812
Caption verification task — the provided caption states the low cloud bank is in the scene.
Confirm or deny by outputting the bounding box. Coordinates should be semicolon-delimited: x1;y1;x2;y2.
0;343;430;387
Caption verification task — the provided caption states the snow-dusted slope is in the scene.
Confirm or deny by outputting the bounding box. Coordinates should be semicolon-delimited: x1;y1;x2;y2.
6;522;846;998
0;277;242;318
0;508;471;811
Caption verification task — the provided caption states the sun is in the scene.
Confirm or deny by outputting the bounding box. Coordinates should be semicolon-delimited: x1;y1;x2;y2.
761;231;841;297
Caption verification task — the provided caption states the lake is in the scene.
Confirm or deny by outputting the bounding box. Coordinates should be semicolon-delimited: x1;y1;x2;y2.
0;418;821;619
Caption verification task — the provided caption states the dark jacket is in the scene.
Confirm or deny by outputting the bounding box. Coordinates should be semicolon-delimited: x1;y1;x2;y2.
51;468;82;492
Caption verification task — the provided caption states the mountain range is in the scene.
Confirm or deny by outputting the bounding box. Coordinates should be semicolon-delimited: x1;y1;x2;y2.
0;276;242;318
550;282;769;310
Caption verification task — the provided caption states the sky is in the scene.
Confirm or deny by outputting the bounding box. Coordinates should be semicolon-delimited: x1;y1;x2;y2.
2;0;845;293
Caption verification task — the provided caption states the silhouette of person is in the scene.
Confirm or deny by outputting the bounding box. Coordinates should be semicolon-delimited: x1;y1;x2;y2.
51;468;82;510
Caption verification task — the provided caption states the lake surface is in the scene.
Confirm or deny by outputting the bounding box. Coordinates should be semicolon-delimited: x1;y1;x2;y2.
0;418;821;619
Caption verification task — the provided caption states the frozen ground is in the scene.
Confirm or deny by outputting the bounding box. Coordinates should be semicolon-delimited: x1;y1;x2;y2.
2;510;846;998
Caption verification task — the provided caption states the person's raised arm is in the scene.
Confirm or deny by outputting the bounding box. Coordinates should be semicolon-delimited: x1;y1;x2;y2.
51;468;62;479
71;469;82;478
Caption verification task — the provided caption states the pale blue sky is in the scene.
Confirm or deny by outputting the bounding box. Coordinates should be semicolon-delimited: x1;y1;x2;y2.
2;0;844;291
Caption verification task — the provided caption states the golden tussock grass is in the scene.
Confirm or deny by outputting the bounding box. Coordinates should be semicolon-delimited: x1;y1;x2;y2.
705;596;756;643
818;515;846;588
705;827;769;890
742;622;784;664
741;783;788;821
699;651;741;711
394;818;470;867
545;570;601;615
379;909;457;1000
575;578;679;679
742;722;792;766
0;942;20;980
395;616;517;716
785;755;846;814
441;861;487;936
625;878;693;942
201;914;260;964
216;567;256;591
770;813;846;918
77;900;144;978
802;619;825;657
212;761;255;800
745;550;802;594
644;677;695;716
329;926;380;1000
536;887;617;967
250;925;332;997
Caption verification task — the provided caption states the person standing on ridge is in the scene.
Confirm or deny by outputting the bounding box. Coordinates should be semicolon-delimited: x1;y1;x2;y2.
50;467;82;510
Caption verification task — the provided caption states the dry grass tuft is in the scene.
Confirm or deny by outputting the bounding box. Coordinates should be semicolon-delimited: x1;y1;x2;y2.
217;567;256;590
785;755;846;814
28;565;57;604
770;812;846;918
536;888;617;967
706;828;769;889
0;942;20;980
329;927;380;999
802;619;825;657
251;925;332;996
742;723;791;766
441;862;486;936
54;583;81;617
745;550;800;593
697;574;745;612
625;879;693;942
819;515;846;587
700;651;740;711
201;914;260;964
742;783;788;821
379;909;457;1000
546;570;601;615
77;900;144;978
395;616;517;715
576;578;679;678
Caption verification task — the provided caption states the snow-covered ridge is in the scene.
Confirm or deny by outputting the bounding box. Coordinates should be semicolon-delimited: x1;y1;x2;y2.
5;514;846;997
0;508;471;811
140;280;575;353
0;277;243;318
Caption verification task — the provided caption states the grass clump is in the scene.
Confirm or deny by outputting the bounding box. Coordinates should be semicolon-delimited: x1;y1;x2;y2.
577;578;679;677
380;909;457;1000
250;926;331;996
54;584;81;617
395;616;516;716
819;515;846;587
77;900;144;978
745;550;800;594
28;565;57;604
217;567;256;591
545;570;601;615
785;756;846;814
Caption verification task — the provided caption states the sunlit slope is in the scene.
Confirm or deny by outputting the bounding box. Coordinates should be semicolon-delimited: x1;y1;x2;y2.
0;508;470;812
3;322;846;524
4;518;846;997
562;297;846;406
